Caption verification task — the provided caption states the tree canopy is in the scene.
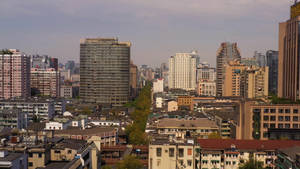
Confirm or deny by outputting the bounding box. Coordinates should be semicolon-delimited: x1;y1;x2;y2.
239;159;266;169
116;155;143;169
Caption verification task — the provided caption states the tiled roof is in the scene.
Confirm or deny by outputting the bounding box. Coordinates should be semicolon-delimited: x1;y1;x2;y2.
157;118;218;128
198;139;300;150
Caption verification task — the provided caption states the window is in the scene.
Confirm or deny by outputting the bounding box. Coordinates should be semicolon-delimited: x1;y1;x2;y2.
54;150;61;154
270;109;276;113
156;148;162;157
293;124;298;128
278;116;284;121
285;109;291;113
28;162;33;167
270;116;276;121
279;109;284;113
263;116;269;121
285;116;291;121
187;160;192;166
188;148;192;156
68;150;72;154
29;153;33;157
270;123;275;128
294;109;299;114
263;132;268;138
263;123;268;128
293;116;299;121
285;124;290;128
38;153;42;158
278;124;284;128
179;160;183;165
264;109;269;113
233;161;236;165
169;148;174;157
179;148;184;157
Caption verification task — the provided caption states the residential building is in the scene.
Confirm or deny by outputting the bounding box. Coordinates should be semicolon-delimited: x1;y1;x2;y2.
153;78;164;93
28;145;51;169
60;85;72;98
266;50;279;95
278;1;300;101
168;51;197;91
0;49;31;99
156;97;163;108
155;118;219;138
0;98;55;121
45;121;70;130
31;68;60;97
223;60;247;97
241;57;259;67
65;60;75;73
238;101;300;140
216;42;241;96
31;55;58;71
149;139;201;169
196;63;216;82
167;101;178;112
0;151;27;169
80;38;131;107
0;109;26;129
130;62;138;98
197;81;216;96
198;139;300;169
276;146;300;169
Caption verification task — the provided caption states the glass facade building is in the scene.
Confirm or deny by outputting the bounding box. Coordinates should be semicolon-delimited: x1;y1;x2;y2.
80;38;131;107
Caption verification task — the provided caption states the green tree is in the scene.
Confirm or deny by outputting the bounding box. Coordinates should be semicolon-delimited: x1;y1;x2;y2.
116;155;143;169
208;132;222;139
239;159;265;169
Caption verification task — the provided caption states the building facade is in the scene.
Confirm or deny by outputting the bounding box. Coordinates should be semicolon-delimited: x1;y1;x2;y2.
130;62;138;98
216;42;241;96
0;49;30;99
278;2;300;101
197;81;216;96
0;109;26;129
266;50;279;95
80;38;131;107
31;68;60;97
31;55;58;71
153;78;164;93
168;51;197;91
196;63;216;82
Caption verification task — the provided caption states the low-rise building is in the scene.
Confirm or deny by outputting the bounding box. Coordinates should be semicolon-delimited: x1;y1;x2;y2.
149;138;201;169
0;109;26;129
276;146;300;169
167;101;178;112
156;97;163;108
60;85;73;98
0;151;28;169
45;121;70;130
155;118;219;139
197;80;216;96
0;98;55;121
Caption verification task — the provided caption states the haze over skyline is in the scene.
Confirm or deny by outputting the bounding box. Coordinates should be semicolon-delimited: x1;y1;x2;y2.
0;0;292;67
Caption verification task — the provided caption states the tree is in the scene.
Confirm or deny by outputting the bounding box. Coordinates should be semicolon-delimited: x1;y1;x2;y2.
116;155;143;169
208;132;222;139
239;159;265;169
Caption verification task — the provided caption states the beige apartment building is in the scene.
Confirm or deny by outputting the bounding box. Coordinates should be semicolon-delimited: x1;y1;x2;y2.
238;100;300;140
223;60;268;98
149;139;201;169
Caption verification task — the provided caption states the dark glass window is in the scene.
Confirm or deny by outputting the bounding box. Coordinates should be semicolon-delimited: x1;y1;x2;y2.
270;123;276;128
278;124;284;128
279;109;284;113
156;148;162;157
270;116;276;121
294;109;299;114
270;109;276;113
263;116;269;121
285;116;291;121
293;116;299;121
293;124;298;128
263;123;268;128
285;124;290;128
169;148;174;157
285;109;291;113
278;116;284;121
179;148;184;157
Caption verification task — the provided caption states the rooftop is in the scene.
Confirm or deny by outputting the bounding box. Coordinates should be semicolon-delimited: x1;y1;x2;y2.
0;152;23;162
157;118;218;128
36;162;69;169
278;146;300;160
53;139;87;150
198;139;300;151
54;126;116;135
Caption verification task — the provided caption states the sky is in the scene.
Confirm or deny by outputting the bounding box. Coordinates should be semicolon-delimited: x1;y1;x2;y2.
0;0;293;67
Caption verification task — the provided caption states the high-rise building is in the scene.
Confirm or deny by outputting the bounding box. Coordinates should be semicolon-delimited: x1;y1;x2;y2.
254;51;266;67
216;42;241;96
241;57;259;67
0;49;30;99
31;55;58;71
223;60;247;97
223;60;269;98
31;68;60;97
168;51;197;91
196;63;216;82
80;38;130;107
266;50;279;95
130;61;138;99
278;1;300;100
65;60;75;73
153;78;164;93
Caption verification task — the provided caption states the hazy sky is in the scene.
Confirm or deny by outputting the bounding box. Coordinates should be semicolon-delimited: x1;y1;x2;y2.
0;0;292;67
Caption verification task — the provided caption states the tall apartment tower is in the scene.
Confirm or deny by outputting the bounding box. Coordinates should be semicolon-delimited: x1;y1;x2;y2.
278;1;300;100
130;61;138;99
168;51;197;91
266;50;278;95
80;38;131;107
0;49;30;99
216;42;241;96
31;68;60;97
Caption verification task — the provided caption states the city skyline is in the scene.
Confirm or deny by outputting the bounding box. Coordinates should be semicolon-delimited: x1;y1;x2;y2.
0;0;291;67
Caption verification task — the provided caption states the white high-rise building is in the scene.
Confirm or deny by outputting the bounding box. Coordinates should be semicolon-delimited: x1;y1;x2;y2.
153;78;164;93
168;51;197;90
